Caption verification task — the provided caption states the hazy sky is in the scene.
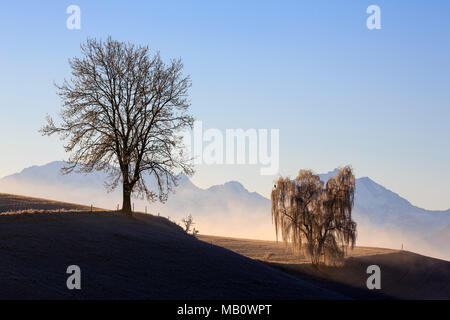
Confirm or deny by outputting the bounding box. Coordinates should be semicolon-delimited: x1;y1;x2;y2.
0;1;449;210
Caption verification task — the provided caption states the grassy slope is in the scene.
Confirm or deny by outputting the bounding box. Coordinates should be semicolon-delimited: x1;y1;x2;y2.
0;193;96;212
2;193;449;300
200;235;450;300
0;194;343;299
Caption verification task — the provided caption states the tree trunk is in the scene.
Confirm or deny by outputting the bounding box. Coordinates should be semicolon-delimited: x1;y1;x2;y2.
122;183;132;216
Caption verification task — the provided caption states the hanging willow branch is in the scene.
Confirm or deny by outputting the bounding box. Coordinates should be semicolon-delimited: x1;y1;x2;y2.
271;166;357;266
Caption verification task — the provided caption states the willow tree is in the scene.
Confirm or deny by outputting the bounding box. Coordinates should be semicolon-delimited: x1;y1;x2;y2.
271;166;357;265
41;38;194;215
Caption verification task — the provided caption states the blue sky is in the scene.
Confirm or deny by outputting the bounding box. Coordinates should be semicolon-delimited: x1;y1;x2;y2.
0;1;449;209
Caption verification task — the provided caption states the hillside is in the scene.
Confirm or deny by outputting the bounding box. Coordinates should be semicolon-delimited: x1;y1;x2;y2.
0;194;344;299
200;235;450;300
1;194;449;300
0;162;449;260
0;193;98;213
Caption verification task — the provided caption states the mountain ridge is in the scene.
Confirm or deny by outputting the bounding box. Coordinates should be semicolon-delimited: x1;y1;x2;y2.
0;161;449;260
4;161;448;212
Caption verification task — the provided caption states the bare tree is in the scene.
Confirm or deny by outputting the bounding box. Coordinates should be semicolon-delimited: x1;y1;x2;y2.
41;38;194;215
271;166;357;265
181;214;195;234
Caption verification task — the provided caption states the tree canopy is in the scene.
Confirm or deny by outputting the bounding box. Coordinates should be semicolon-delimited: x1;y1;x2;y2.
271;166;357;265
41;38;194;214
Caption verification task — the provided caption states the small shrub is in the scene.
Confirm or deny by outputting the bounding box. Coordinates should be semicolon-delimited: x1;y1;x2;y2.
263;252;275;261
181;214;195;234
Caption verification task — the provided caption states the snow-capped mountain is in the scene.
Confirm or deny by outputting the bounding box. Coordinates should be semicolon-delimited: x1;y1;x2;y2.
0;162;449;260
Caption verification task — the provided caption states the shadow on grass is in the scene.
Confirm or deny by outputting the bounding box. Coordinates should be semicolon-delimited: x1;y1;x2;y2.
263;251;450;300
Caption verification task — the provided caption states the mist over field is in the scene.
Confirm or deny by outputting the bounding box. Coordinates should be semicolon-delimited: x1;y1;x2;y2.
1;162;449;260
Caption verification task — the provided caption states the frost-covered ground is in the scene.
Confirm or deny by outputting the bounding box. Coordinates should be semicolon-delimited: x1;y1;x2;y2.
201;235;450;300
0;195;344;299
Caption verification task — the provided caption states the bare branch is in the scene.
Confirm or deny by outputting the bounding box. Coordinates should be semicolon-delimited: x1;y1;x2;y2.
40;37;194;214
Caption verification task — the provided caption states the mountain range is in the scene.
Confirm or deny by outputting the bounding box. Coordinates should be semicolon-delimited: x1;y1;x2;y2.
0;161;449;260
